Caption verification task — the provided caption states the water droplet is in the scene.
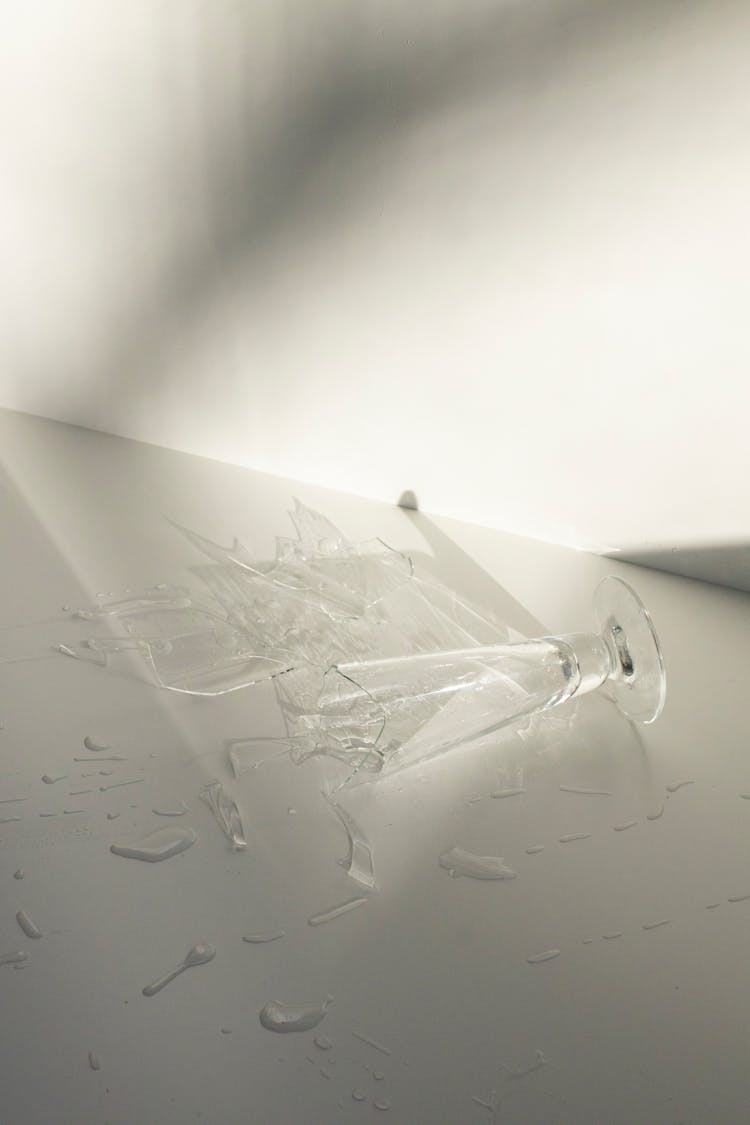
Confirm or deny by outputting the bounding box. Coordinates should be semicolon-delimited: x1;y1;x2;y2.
352;1031;392;1056
0;796;27;804
373;1099;391;1111
14;868;24;880
308;897;368;927
374;1070;385;1080
525;845;545;855
559;785;612;796
728;893;750;903
526;949;561;963
706;902;721;910
63;809;85;815
642;920;671;930
259;995;333;1034
314;1034;333;1050
602;931;623;940
74;756;127;762
152;803;188;817
83;736;111;752
16;910;43;939
69;789;92;796
613;820;638;832
200;780;246;850
438;846;516;880
582;938;594;944
220;1028;232;1035
666;779;694;793
106;812;121;820
242;929;286;944
490;788;526;799
0;950;29;967
142;942;216;996
558;833;591;844
88;1051;101;1071
351;1089;367;1102
99;779;143;792
110;826;197;863
0;815;22;824
42;774;66;785
287;807;297;816
646;805;664;820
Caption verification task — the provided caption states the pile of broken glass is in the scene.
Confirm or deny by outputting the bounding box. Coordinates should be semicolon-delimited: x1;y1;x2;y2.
63;501;521;782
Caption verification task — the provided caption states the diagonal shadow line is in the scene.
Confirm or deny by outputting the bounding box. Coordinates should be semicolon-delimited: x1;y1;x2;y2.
35;0;698;427
399;507;547;637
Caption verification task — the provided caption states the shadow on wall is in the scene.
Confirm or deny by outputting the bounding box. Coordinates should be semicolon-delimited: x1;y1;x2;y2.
20;0;696;427
611;543;750;594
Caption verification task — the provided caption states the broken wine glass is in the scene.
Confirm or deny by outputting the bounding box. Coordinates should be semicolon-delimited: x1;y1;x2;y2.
313;575;665;782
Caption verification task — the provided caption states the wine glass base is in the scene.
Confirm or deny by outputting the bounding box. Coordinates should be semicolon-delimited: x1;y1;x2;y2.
594;575;666;724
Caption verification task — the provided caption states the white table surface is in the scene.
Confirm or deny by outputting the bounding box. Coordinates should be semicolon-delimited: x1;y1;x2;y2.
1;407;748;1125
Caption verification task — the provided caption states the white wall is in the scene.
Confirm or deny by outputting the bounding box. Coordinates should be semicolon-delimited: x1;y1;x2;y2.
1;0;749;550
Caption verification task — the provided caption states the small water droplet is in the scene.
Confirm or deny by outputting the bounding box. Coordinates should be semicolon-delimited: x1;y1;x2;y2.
259;995;333;1034
642;919;671;931
88;1051;101;1071
352;1031;392;1056
142;942;216;997
99;778;143;792
110;826;197;863
152;803;188;817
351;1089;367;1102
613;820;637;832
728;893;750;903
243;930;285;944
526;949;561;963
314;1033;333;1050
42;774;66;785
525;844;545;855
490;788;526;799
374;1070;385;1081
602;931;623;940
559;785;612;796
74;756;127;763
83;736;111;752
646;805;664;820
373;1099;391;1111
308;898;368;927
559;833;591;844
582;938;594;944
666;779;694;793
287;807;297;816
0;950;29;967
16;910;43;939
14;868;25;880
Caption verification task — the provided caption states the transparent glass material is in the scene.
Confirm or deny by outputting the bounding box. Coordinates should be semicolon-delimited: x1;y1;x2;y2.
67;501;516;698
313;576;666;782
